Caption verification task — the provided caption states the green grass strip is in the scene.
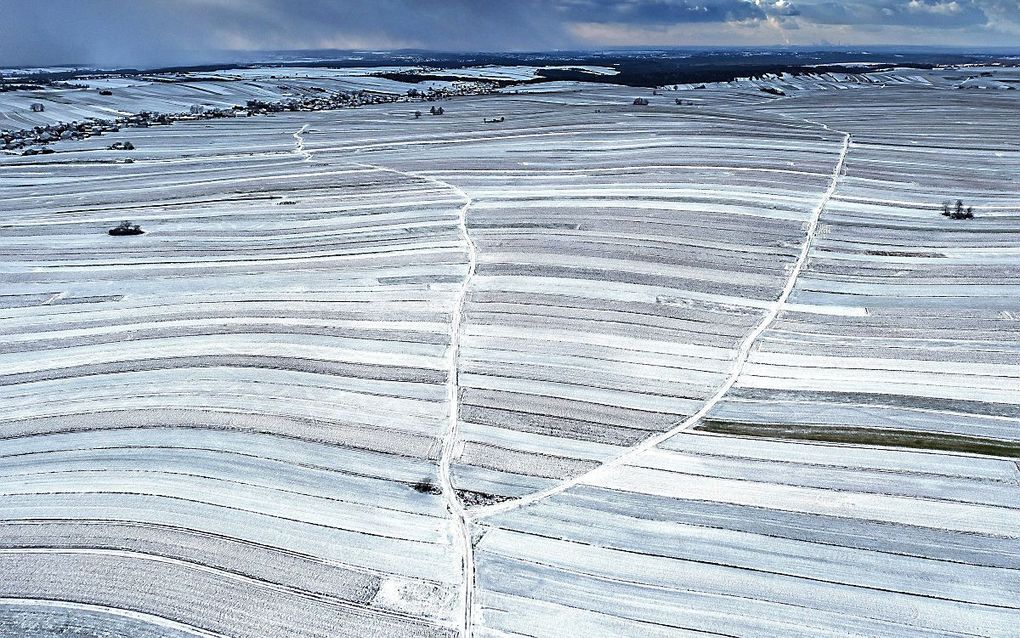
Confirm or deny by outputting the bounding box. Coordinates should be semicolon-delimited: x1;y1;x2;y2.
698;420;1020;458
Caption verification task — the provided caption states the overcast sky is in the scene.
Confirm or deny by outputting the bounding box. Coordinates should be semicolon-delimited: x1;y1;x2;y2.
2;0;1019;68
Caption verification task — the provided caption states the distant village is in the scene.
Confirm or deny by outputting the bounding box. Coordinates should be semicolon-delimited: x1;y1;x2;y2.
3;81;498;154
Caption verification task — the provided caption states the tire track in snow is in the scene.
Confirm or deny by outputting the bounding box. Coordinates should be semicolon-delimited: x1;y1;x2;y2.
288;128;477;634
470;126;853;523
293;124;311;161
352;161;478;638
306;119;850;637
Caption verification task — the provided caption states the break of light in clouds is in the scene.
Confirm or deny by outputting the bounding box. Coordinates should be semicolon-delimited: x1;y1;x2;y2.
2;0;1019;67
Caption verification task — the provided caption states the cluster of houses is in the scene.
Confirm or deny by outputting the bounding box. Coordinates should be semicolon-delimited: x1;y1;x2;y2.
5;80;499;154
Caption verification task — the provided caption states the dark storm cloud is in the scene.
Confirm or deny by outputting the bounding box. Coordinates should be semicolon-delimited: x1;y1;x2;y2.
0;0;570;67
186;0;571;50
796;0;989;27
0;0;1017;68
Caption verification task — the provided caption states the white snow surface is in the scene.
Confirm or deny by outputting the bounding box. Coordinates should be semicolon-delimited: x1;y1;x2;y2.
1;66;1019;638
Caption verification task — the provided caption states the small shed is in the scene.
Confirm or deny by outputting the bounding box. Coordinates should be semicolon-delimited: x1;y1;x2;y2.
633;97;649;106
30;103;45;112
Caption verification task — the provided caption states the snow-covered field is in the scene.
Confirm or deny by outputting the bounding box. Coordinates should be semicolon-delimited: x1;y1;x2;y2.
1;67;1018;637
0;65;461;130
0;65;621;132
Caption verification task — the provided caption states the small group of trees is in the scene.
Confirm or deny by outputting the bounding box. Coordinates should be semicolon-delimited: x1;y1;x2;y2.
108;220;144;236
942;199;975;220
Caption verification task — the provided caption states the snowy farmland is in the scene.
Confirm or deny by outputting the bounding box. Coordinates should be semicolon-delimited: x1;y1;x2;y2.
1;66;1019;637
0;65;474;131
